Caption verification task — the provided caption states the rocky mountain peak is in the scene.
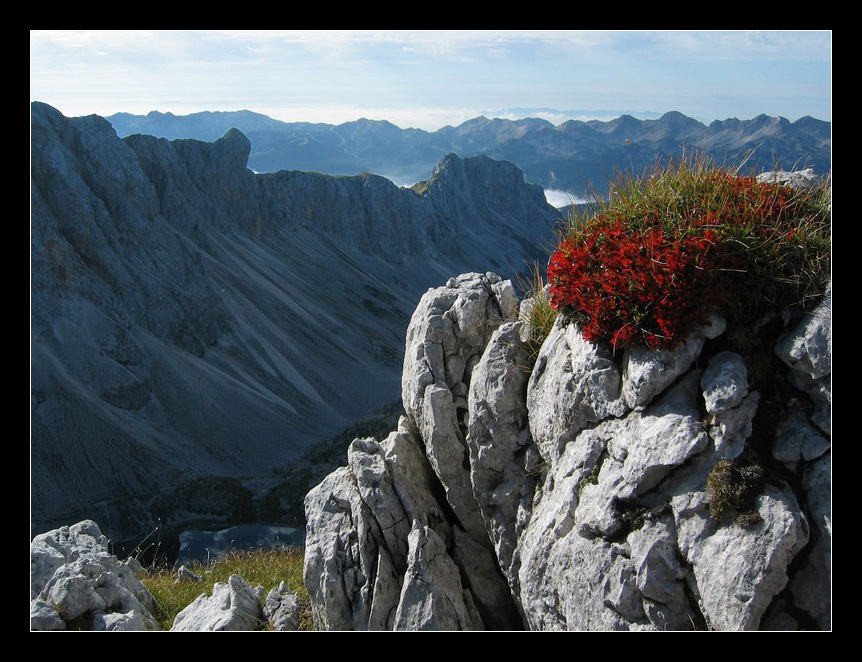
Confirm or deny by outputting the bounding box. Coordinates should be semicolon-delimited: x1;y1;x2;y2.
219;127;252;162
106;108;830;199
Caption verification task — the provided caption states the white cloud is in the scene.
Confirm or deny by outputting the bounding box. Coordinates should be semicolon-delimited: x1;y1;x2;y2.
543;189;589;209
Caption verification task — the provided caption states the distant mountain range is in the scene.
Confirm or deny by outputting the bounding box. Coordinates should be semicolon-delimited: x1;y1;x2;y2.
107;110;832;199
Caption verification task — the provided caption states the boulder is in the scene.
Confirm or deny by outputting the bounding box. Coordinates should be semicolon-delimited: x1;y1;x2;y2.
171;574;265;631
263;581;302;631
30;518;305;632
30;520;159;631
757;168;822;189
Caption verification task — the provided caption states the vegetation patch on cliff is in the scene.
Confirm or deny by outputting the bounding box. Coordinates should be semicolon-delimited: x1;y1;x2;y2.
541;157;831;353
705;459;766;527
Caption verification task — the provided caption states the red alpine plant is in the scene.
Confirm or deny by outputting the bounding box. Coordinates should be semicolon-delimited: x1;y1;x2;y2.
546;166;829;352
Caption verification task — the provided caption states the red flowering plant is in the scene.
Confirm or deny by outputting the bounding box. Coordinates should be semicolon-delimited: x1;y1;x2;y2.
546;158;831;353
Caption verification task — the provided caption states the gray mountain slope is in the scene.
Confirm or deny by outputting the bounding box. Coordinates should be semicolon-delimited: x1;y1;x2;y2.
30;102;561;544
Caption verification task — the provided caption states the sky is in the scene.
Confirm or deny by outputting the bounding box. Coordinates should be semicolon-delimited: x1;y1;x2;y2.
30;30;832;131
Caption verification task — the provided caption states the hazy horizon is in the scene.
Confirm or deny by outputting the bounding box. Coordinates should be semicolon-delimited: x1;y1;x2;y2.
30;30;832;132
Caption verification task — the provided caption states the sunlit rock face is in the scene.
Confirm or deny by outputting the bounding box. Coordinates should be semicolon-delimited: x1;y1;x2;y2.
303;267;830;631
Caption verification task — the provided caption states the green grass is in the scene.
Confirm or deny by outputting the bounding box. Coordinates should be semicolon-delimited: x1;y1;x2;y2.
518;261;559;363
140;547;314;631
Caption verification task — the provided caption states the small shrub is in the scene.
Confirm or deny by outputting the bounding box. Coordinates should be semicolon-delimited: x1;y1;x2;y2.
546;156;831;352
705;459;765;527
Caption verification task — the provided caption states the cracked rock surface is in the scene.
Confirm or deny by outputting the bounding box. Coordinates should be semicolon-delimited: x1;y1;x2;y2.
304;272;831;630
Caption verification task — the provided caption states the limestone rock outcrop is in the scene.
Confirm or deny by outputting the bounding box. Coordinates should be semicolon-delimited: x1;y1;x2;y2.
30;520;160;631
304;273;523;631
303;271;831;630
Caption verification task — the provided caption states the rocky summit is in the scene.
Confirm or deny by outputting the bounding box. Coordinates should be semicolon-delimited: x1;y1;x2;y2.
30;102;561;544
303;268;831;630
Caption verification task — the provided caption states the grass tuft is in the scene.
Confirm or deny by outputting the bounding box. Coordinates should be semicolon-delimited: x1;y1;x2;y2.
140;546;313;631
518;261;559;363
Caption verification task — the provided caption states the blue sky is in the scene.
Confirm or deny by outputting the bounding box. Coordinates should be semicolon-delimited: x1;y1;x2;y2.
30;30;832;131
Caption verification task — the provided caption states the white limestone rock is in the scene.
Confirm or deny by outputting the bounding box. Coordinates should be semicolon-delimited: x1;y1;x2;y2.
393;522;484;631
171;574;264;631
757;168;822;189
701;351;749;415
174;564;202;583
622;329;708;411
517;518;632;630
303;409;521;630
576;373;708;538
705;391;760;460
263;581;301;631
302;271;831;631
401;272;518;542
348;436;412;573
30;520;158;631
788;454;831;629
303;466;391;630
628;517;696;630
92;609;150;631
402;272;518;421
774;282;832;436
30;599;66;631
30;519;111;600
772;409;831;465
775;295;832;379
527;318;628;465
673;484;809;631
466;320;536;588
381;417;454;539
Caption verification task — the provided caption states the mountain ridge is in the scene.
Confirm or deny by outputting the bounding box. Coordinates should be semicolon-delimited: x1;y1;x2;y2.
105;109;831;196
30;101;561;544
